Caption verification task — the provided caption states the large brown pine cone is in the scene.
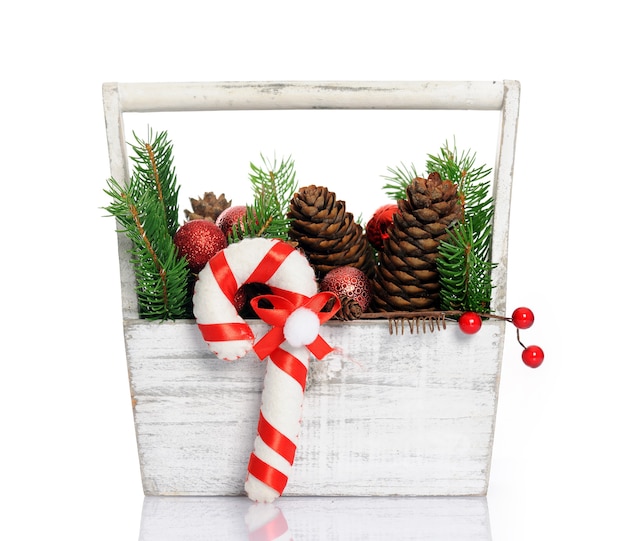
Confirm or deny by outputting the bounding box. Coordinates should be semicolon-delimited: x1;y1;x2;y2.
288;185;376;279
372;173;461;311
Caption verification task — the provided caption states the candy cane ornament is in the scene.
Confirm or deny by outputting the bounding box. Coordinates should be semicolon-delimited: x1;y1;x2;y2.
193;238;339;502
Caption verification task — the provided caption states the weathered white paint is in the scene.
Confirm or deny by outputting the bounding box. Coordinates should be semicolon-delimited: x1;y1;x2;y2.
113;80;505;113
139;495;492;540
104;81;520;497
125;318;504;496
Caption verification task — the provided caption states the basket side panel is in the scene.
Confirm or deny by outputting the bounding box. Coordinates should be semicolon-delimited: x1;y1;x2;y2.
125;320;503;496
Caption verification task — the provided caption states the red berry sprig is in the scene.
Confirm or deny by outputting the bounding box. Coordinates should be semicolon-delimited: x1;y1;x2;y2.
456;306;544;368
510;307;544;368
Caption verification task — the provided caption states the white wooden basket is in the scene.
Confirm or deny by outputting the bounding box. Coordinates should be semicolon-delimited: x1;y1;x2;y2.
103;81;520;497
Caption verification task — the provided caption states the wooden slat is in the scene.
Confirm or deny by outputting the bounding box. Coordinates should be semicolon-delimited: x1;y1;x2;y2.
125;319;504;496
111;80;506;112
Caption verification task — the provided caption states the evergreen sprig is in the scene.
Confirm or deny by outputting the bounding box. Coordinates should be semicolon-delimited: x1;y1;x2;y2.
127;130;181;238
425;141;491;192
430;141;496;312
232;154;298;242
381;162;421;201
103;130;189;320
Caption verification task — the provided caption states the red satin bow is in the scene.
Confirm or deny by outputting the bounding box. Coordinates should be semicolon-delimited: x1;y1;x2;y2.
250;289;340;361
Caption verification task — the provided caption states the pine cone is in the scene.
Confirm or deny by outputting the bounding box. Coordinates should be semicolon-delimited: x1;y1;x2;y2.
184;192;231;222
288;185;376;279
334;296;364;321
372;173;461;311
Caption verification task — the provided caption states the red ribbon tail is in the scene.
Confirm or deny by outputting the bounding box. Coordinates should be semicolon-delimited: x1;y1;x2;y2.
307;335;334;360
253;326;286;361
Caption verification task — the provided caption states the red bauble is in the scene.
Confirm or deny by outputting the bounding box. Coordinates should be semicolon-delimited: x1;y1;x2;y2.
173;220;227;273
233;282;273;317
216;205;248;240
366;204;398;250
522;345;545;368
233;287;247;313
320;266;372;312
511;306;535;329
458;311;482;334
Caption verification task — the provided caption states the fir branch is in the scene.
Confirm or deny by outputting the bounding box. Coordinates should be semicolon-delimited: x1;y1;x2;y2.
430;140;496;313
381;162;420;201
103;130;189;320
128;129;181;238
232;154;298;242
425;139;491;191
437;221;495;312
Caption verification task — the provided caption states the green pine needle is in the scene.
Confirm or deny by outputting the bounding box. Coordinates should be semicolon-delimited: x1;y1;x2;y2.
429;140;496;312
127;129;181;238
381;162;421;201
437;221;496;312
103;130;190;320
425;140;491;190
231;154;298;242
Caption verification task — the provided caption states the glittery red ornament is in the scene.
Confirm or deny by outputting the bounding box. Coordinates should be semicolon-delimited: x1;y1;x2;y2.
174;220;227;273
366;204;398;250
320;266;372;312
216;205;249;240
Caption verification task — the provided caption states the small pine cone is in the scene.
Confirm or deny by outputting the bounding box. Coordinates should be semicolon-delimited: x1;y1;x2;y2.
334;296;364;321
184;192;231;222
288;185;376;279
372;173;461;312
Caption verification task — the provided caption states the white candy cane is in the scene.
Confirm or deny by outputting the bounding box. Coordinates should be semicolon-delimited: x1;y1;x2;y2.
193;238;338;502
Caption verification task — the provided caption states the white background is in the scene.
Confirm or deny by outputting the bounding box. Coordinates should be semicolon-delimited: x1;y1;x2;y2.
2;2;624;539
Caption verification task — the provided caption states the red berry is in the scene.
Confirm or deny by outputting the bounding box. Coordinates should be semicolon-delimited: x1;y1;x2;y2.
511;307;535;329
458;312;482;334
522;345;544;368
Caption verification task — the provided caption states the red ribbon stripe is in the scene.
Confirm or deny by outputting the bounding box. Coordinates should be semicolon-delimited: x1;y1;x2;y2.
258;410;297;465
248;453;289;495
209;250;239;305
197;322;254;343
247;241;296;285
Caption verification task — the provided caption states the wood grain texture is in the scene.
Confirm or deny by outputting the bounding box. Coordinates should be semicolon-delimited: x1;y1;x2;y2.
125;318;504;496
113;80;505;112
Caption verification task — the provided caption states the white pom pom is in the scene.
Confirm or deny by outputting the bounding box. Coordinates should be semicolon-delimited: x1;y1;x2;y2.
283;307;320;348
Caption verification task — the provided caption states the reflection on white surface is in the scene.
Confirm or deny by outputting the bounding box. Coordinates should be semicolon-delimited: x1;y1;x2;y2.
139;495;492;540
